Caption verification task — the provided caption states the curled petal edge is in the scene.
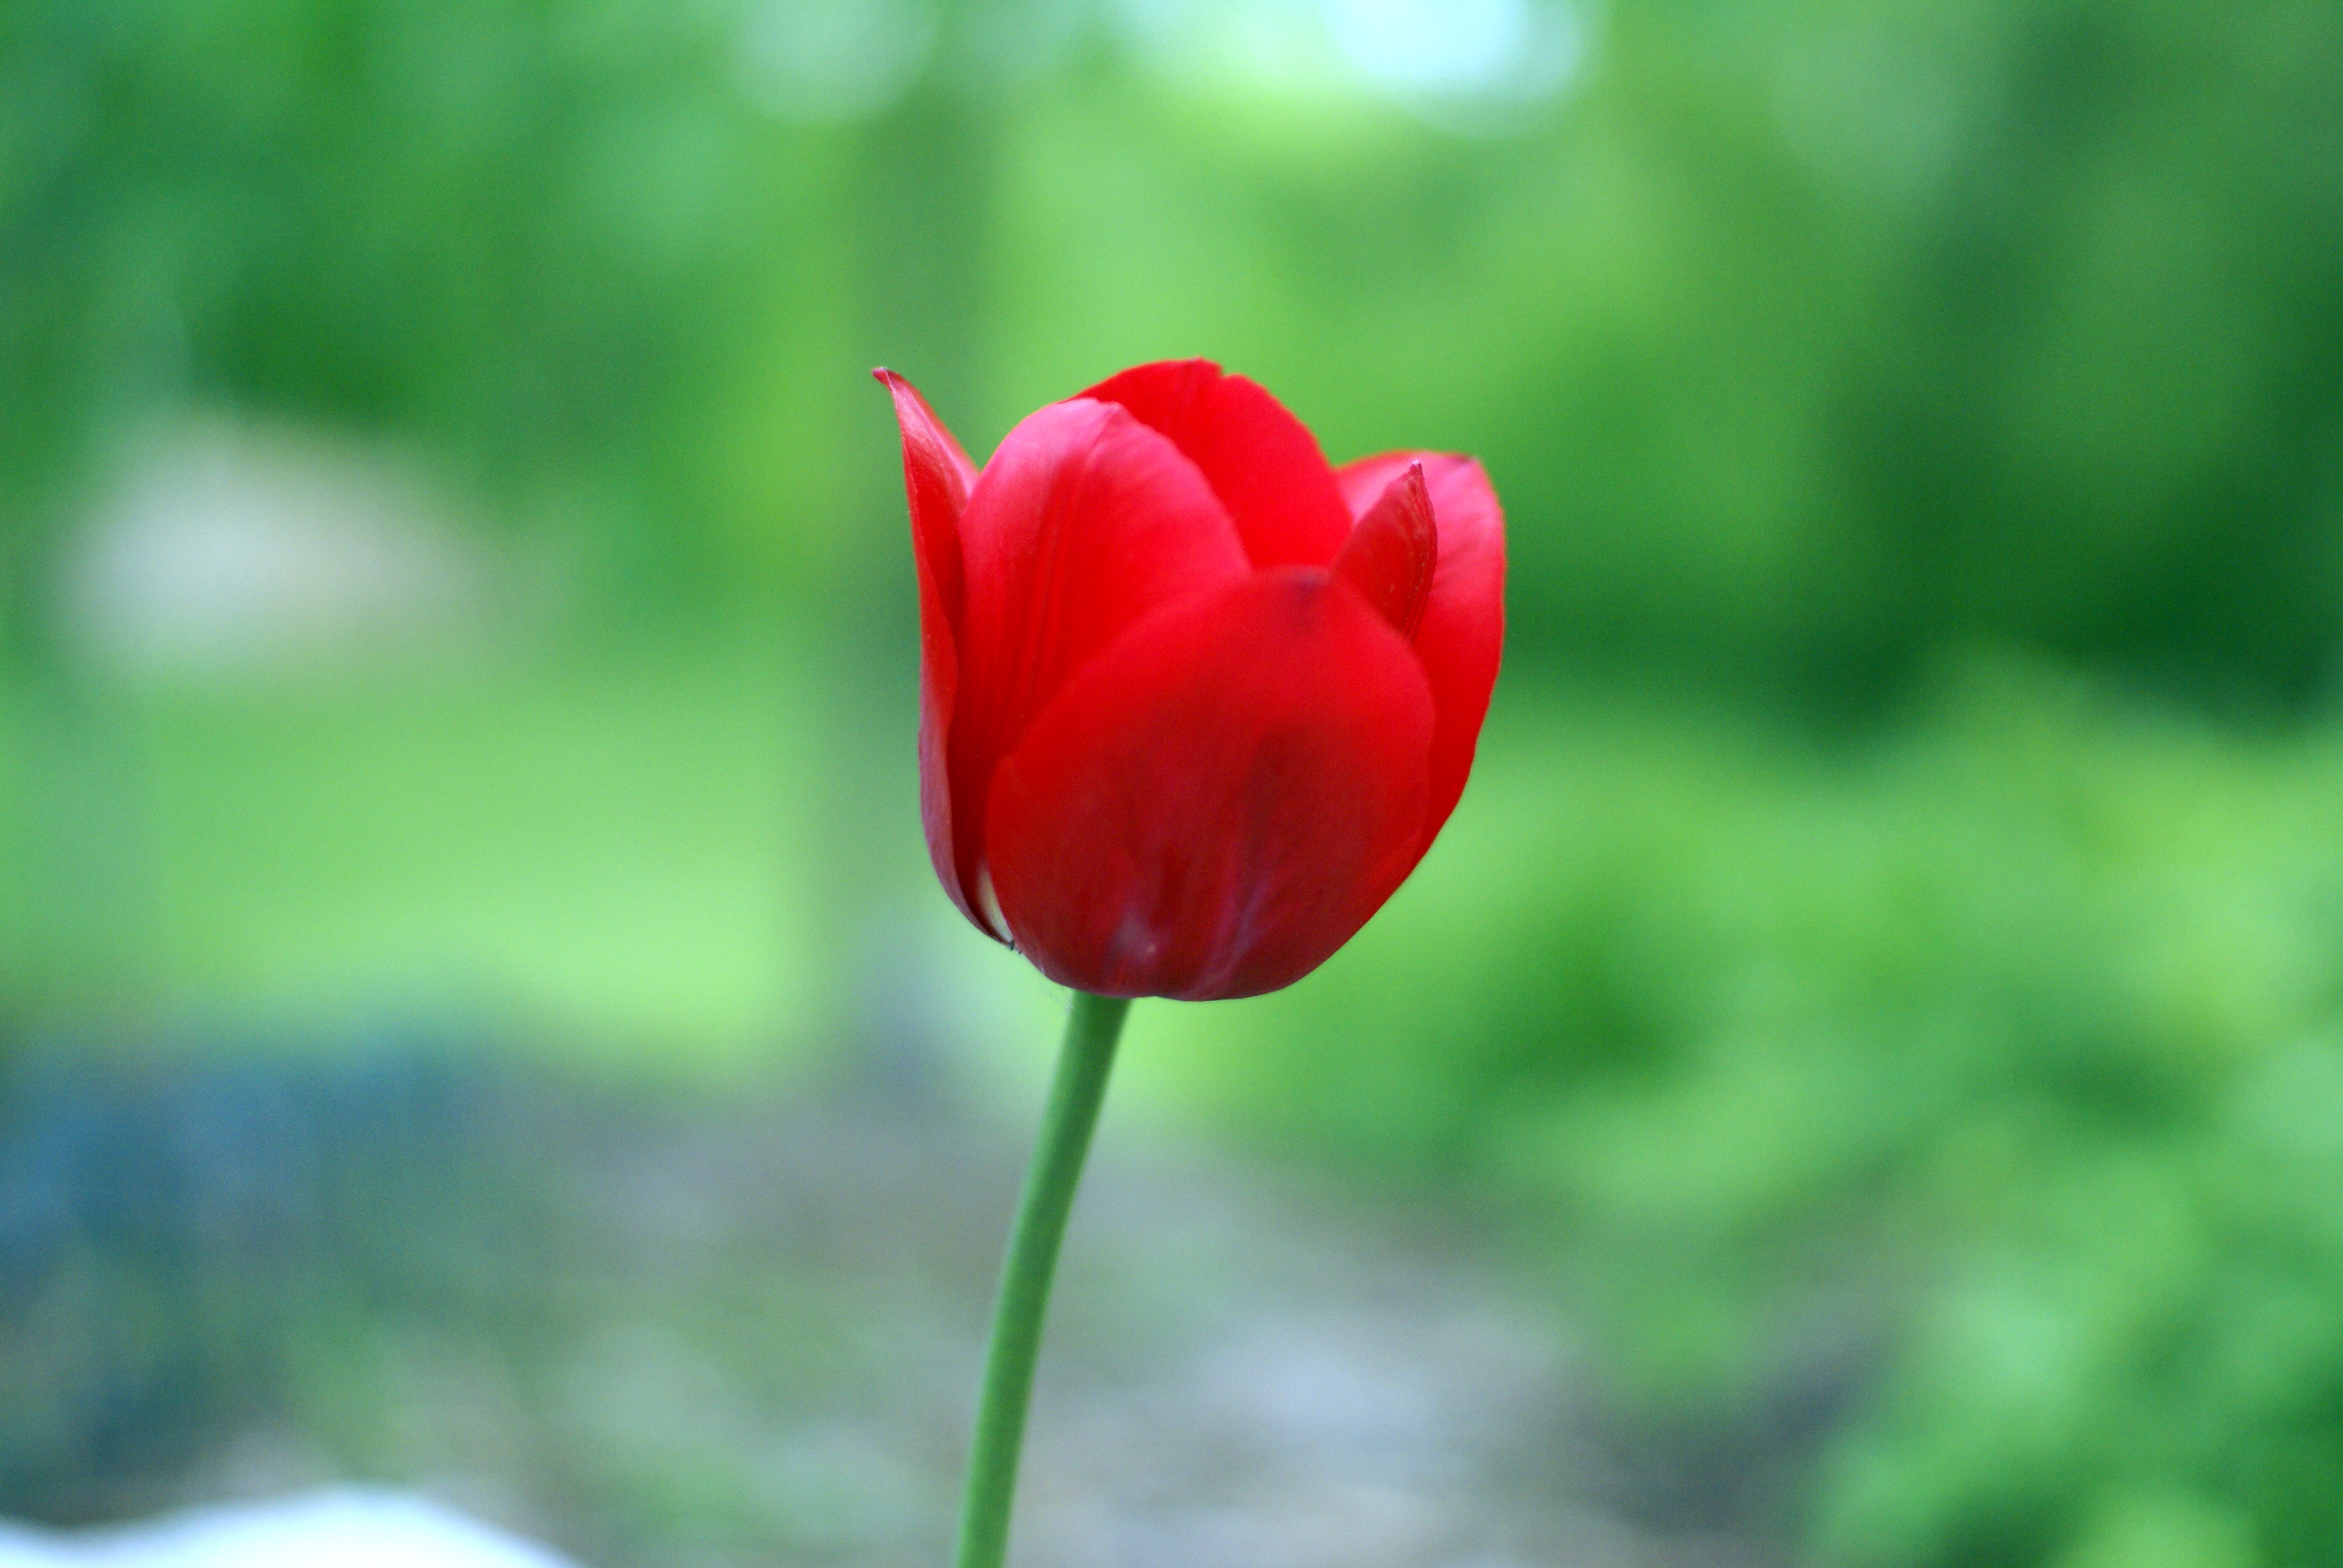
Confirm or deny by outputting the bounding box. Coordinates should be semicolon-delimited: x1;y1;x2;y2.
877;368;989;933
1337;451;1505;854
1334;462;1437;642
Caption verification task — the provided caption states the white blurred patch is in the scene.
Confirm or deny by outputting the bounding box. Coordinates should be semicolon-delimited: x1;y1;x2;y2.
62;419;494;681
0;1488;582;1568
1322;0;1559;99
737;0;939;121
1110;0;1584;128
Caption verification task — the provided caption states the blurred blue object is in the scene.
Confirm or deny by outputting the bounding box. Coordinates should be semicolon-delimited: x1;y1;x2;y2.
0;1037;542;1523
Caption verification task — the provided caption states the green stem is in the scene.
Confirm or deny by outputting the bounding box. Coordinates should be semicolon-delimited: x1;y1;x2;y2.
952;990;1132;1568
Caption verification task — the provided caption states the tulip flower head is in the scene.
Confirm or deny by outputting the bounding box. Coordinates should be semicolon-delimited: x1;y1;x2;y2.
879;359;1504;1001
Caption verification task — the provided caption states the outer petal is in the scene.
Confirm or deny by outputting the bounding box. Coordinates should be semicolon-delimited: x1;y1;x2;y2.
952;398;1252;924
877;369;983;929
1337;452;1506;849
1084;359;1354;570
985;570;1436;1001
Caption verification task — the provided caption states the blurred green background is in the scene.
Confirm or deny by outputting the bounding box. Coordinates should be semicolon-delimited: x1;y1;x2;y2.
4;0;2343;1564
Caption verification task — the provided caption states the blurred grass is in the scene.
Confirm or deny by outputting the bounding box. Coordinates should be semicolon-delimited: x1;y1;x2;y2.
2;642;833;1065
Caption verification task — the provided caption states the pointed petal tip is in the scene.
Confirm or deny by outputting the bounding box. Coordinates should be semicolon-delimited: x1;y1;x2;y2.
1334;460;1438;642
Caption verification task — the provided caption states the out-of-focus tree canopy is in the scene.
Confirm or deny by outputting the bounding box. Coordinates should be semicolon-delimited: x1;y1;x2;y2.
5;0;2340;710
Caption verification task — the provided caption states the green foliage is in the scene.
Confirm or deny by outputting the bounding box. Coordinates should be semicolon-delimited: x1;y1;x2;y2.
1158;659;2343;1565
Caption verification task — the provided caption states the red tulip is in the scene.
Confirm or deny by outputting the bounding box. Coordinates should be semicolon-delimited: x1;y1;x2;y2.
877;359;1504;1001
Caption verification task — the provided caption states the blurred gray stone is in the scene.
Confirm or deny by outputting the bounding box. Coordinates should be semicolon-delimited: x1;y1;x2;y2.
61;418;503;679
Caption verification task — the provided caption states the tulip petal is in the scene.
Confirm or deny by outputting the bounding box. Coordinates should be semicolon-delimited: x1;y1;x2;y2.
952;398;1253;921
1333;462;1437;642
985;570;1436;1001
877;368;985;930
1337;452;1505;848
1084;359;1354;570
